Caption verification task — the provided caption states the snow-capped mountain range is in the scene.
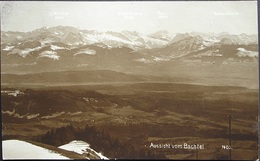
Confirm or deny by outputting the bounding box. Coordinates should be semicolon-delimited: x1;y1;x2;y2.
1;26;171;51
2;26;257;51
1;26;258;75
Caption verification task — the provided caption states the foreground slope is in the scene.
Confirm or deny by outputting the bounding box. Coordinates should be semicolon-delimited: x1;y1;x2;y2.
2;140;69;159
59;140;109;159
2;139;108;159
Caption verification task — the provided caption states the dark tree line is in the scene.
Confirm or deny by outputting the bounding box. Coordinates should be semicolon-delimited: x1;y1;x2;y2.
35;124;165;159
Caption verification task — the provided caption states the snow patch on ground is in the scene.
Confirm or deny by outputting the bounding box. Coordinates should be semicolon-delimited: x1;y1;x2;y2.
54;32;64;35
2;110;39;119
74;48;96;56
2;110;15;115
59;140;109;160
77;64;89;67
51;45;65;50
2;140;69;159
41;112;65;119
237;48;258;58
1;90;25;97
59;140;90;155
153;56;170;62
3;46;15;51
41;40;54;45
68;111;82;116
26;113;40;119
38;51;60;60
7;46;43;58
134;58;151;64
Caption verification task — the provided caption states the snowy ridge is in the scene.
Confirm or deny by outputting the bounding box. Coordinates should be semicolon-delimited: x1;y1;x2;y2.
81;31;142;49
2;27;258;63
59;140;109;160
148;30;176;41
2;140;69;159
7;46;43;58
121;30;168;48
59;140;90;155
2;27;257;51
3;139;109;159
5;40;51;58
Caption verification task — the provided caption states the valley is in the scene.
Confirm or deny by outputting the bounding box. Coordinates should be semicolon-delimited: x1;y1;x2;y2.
1;82;258;159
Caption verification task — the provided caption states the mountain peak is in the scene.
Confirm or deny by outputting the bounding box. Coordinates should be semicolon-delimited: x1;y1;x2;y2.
169;33;191;44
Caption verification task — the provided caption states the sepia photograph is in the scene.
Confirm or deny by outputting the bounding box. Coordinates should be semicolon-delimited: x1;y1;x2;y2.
1;1;258;160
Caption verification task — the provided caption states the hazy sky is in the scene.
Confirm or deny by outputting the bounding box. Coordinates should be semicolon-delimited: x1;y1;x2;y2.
1;1;258;34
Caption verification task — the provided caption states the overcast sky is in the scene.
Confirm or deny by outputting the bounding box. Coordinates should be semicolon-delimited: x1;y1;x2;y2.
1;1;258;35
